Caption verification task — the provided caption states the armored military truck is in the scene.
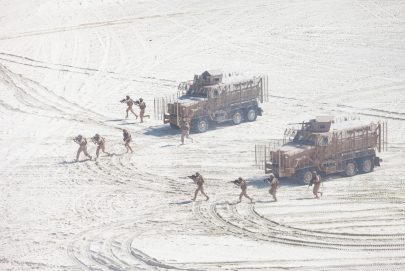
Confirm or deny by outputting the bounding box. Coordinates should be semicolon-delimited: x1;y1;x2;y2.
265;117;384;184
163;70;266;133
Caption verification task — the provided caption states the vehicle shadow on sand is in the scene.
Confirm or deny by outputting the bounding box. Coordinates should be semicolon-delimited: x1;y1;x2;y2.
170;200;193;205
142;121;251;137
118;122;136;125
105;119;126;122
143;125;180;137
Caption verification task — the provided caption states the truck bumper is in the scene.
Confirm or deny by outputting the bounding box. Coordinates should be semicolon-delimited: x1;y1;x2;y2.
265;162;272;174
374;156;382;167
265;162;296;178
163;113;171;124
164;114;180;125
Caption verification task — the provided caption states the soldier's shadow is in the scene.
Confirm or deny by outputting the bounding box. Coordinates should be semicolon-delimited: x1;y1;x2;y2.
118;122;136;125
59;159;91;164
255;200;277;203
170;200;193;205
295;197;317;200
105;119;126;122
160;144;177;148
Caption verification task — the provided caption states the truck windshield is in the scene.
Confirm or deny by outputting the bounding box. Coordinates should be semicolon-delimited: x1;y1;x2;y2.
293;132;316;146
187;88;208;98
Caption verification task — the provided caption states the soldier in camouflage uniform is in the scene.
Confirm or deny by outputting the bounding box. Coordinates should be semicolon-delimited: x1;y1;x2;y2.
180;119;193;145
236;177;253;203
192;172;209;201
121;95;138;119
91;134;110;160
311;171;323;198
74;135;92;161
268;173;279;202
138;98;150;123
123;129;133;153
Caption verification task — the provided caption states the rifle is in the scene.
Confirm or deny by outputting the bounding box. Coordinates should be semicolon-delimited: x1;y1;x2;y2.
188;175;197;182
231;179;241;186
91;136;98;144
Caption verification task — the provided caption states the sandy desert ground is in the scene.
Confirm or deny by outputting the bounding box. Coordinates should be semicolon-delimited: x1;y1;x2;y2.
1;0;405;270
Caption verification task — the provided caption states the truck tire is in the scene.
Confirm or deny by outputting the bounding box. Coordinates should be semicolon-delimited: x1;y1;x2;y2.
344;161;357;177
232;111;243;125
360;158;374;173
194;118;209;133
297;169;313;185
246;108;257;122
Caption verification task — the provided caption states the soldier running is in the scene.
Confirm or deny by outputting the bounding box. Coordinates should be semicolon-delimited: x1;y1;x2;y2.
91;134;110;160
180;118;193;145
268;173;279;202
235;177;253;203
138;98;150;123
122;129;133;153
191;172;209;201
311;171;323;198
121;95;138;119
73;135;92;161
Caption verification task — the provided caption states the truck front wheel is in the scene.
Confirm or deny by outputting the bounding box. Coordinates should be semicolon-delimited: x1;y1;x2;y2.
194;118;209;133
360;158;374;173
344;161;357;177
246;108;257;122
297;169;313;185
232;111;243;125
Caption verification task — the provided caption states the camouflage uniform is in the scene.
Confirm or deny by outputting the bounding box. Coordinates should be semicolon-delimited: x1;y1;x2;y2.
93;134;110;160
124;96;138;119
75;135;92;161
180;120;193;144
269;175;279;202
237;177;253;203
138;99;150;123
123;129;133;153
312;172;323;198
192;173;209;201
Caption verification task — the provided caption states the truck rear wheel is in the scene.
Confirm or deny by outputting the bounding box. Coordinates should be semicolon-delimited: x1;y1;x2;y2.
232;111;243;125
246;108;257;122
344;161;357;177
194;119;209;133
360;158;374;173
